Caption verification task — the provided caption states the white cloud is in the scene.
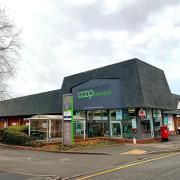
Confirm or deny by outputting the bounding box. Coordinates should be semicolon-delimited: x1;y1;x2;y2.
0;0;180;97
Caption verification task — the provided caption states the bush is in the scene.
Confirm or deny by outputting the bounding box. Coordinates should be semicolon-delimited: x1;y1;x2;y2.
0;128;6;142
1;129;32;146
0;125;32;146
8;125;29;134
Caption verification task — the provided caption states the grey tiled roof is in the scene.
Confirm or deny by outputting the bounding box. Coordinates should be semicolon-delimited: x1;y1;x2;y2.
163;109;180;115
171;93;180;108
0;58;176;117
0;89;62;117
62;58;175;110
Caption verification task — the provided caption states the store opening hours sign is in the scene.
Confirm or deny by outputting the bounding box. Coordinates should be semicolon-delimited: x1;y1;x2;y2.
63;94;74;146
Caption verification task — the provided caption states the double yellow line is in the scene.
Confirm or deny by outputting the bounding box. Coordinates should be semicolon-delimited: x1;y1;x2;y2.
78;152;180;180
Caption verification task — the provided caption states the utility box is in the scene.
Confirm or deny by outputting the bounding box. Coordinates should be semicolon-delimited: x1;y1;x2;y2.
161;126;168;141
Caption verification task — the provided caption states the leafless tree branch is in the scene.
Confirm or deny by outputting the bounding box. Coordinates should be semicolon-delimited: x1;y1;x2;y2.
0;6;21;100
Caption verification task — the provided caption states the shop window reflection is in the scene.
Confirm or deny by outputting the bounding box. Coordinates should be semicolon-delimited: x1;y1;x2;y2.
74;111;86;138
110;109;136;138
141;119;151;138
121;109;134;138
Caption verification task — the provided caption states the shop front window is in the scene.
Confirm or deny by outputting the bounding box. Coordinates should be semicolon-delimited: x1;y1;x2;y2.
110;109;123;137
141;119;151;138
93;110;102;121
110;109;137;138
112;122;122;137
87;111;93;121
87;110;108;137
141;109;154;138
121;109;135;138
74;121;85;135
153;110;162;137
102;110;108;120
164;114;174;132
74;111;86;138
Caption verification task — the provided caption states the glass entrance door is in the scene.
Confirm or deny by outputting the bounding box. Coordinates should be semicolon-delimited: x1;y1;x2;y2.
111;122;122;137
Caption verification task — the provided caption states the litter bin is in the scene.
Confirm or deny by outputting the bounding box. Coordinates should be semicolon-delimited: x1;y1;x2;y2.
161;126;168;142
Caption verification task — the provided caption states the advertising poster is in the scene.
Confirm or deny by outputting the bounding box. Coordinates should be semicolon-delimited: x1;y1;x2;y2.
132;119;137;129
116;109;122;120
168;115;174;132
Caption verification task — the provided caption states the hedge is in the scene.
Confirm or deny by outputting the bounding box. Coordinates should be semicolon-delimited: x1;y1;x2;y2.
8;125;29;134
0;126;33;146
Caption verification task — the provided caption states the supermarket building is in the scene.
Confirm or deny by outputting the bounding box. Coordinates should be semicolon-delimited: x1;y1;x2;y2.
0;58;179;140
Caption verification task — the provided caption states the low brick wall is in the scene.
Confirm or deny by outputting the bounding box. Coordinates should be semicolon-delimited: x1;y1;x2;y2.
74;137;162;144
168;131;176;135
32;137;162;146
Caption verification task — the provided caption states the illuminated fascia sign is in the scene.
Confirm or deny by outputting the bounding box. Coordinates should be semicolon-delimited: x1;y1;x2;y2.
78;89;112;99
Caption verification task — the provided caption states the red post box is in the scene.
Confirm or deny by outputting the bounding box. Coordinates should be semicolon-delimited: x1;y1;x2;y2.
161;126;168;141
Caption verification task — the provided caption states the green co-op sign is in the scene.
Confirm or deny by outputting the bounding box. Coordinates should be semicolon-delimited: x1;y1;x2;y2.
78;89;112;99
72;79;124;111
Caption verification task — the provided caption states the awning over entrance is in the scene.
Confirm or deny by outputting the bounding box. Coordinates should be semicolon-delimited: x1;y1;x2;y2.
163;110;180;115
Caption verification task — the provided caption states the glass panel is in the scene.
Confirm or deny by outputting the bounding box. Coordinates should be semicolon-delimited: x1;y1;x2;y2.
146;109;154;138
93;110;102;121
50;120;62;138
116;109;123;121
141;119;151;138
75;111;86;119
30;119;47;140
110;109;123;137
122;109;134;138
112;122;122;137
87;121;108;137
74;121;85;136
110;110;116;121
74;111;86;137
154;119;161;137
87;111;93;121
87;110;109;137
122;119;133;138
153;110;162;137
102;110;108;120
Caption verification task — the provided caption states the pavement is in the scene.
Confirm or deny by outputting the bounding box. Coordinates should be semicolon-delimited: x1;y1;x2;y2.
0;135;180;179
68;135;180;155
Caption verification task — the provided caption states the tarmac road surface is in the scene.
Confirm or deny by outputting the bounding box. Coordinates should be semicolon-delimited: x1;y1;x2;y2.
77;152;180;180
1;135;180;179
0;170;53;180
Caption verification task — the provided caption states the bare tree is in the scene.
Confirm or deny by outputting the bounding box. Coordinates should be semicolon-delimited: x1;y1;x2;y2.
0;7;21;100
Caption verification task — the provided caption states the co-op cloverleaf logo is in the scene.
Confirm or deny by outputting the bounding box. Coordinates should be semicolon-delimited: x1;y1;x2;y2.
78;89;112;99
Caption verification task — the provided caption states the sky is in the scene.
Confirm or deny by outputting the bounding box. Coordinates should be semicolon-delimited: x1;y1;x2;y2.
0;0;180;97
